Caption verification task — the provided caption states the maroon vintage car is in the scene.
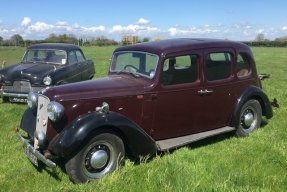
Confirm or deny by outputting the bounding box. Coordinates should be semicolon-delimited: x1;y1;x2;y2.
16;38;273;183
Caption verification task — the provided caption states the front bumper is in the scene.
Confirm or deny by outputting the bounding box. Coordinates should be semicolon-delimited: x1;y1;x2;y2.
15;129;56;168
3;85;45;102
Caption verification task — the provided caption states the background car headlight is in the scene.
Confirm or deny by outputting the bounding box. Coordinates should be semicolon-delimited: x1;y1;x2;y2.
43;76;52;86
27;92;38;109
47;101;64;122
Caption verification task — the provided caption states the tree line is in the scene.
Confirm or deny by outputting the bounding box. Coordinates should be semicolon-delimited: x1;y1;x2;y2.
0;34;151;47
1;33;287;47
0;34;120;47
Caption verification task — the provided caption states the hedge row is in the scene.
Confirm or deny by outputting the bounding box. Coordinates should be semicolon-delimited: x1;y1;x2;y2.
242;41;287;47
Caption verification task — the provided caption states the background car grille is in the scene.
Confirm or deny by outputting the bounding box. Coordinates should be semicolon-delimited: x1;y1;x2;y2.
5;81;32;93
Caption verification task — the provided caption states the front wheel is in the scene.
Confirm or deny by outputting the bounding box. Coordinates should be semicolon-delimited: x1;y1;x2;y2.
235;99;262;137
65;133;125;183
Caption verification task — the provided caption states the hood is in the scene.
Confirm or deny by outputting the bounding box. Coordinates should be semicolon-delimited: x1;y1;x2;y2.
42;75;150;101
4;62;61;84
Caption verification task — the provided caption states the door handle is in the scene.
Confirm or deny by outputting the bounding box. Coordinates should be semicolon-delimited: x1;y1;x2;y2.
197;89;214;96
197;89;205;96
205;89;213;95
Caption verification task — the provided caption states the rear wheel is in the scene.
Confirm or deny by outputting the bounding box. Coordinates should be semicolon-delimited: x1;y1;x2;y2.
236;99;262;137
65;133;125;183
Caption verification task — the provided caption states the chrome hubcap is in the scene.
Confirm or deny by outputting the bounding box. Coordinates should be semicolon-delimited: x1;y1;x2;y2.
90;150;108;170
243;112;254;127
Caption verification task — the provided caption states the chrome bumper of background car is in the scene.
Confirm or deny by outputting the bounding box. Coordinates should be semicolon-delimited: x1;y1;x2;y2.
15;129;56;168
3;92;28;98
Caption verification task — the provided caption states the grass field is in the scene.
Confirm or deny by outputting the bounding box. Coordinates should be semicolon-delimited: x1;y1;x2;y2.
0;46;286;191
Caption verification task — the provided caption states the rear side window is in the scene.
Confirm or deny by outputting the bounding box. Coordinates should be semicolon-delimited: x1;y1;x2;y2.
162;54;198;85
206;52;232;81
237;53;251;77
68;51;78;65
75;50;85;62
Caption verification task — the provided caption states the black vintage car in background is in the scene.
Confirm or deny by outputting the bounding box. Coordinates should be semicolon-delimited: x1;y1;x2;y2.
0;43;95;102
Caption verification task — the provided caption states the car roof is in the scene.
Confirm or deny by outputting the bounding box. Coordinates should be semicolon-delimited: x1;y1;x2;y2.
28;43;81;51
115;38;251;56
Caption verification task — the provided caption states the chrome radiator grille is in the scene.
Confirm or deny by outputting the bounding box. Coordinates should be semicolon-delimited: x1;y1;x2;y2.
34;94;50;148
5;81;32;93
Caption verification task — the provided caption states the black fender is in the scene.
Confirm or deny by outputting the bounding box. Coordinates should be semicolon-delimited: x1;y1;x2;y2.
48;111;157;158
20;108;37;139
230;86;273;127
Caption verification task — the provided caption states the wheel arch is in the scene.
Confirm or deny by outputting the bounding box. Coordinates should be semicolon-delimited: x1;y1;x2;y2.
230;86;273;127
84;125;134;159
48;111;157;159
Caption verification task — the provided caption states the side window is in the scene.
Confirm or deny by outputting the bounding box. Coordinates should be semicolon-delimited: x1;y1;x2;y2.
75;50;85;62
162;54;198;85
206;52;232;81
237;53;251;77
68;51;78;65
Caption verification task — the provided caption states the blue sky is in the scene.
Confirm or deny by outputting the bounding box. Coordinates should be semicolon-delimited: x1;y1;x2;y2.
1;0;287;41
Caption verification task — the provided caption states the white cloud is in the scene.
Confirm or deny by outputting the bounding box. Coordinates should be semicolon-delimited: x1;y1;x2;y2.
21;17;31;27
137;18;150;25
28;22;53;32
1;17;286;41
111;25;124;32
82;25;106;32
168;27;177;36
168;26;219;36
257;29;264;33
56;21;69;26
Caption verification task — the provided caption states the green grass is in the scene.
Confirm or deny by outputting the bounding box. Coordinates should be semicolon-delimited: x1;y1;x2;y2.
0;47;286;191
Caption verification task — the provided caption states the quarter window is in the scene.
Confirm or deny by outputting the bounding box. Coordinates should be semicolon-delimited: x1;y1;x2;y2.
68;51;78;65
75;50;85;62
162;55;198;85
206;52;232;81
237;53;251;77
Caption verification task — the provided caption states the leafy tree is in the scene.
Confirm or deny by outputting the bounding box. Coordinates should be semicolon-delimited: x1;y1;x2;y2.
10;34;24;46
46;33;77;44
255;33;265;41
142;37;150;42
275;36;287;42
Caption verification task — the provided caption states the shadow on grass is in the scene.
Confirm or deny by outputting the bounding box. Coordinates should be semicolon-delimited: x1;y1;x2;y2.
32;160;63;181
131;131;236;165
159;131;235;157
30;124;268;181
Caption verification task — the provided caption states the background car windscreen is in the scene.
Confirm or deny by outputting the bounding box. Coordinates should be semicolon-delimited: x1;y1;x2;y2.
23;49;67;64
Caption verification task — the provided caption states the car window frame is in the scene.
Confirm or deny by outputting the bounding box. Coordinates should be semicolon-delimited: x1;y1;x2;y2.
67;50;78;65
159;50;202;89
203;48;235;85
236;52;252;79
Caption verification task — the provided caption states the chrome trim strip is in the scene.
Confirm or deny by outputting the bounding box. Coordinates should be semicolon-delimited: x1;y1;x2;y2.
15;130;56;168
2;92;28;98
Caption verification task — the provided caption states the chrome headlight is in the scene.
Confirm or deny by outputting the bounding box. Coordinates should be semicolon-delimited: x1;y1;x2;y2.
47;101;64;122
27;92;38;109
43;76;52;86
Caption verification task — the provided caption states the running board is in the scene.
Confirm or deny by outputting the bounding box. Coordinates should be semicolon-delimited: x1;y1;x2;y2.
156;126;236;151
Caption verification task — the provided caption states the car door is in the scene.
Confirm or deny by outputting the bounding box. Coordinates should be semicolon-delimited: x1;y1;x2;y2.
199;48;236;131
66;50;82;82
151;50;204;140
75;50;91;80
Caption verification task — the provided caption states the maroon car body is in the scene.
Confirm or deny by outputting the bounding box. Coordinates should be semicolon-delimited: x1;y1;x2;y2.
16;38;273;183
